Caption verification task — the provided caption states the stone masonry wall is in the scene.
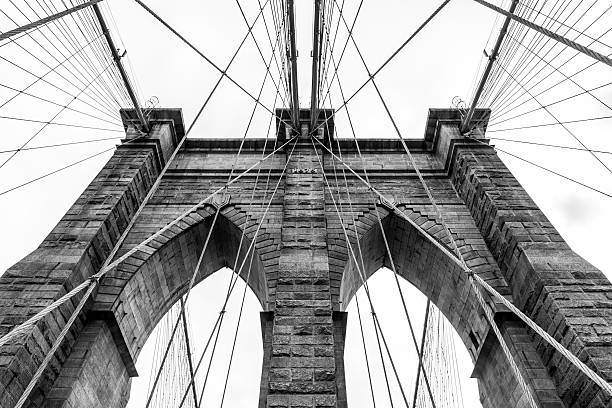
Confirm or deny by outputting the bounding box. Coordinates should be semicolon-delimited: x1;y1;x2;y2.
0;134;167;408
452;142;612;407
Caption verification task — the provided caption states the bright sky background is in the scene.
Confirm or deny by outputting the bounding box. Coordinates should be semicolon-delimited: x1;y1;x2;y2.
1;0;611;406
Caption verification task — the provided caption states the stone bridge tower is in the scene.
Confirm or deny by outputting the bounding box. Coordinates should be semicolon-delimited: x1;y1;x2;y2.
0;108;611;408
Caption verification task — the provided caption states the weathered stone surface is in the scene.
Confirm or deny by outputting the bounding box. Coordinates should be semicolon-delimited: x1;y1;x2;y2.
1;108;610;407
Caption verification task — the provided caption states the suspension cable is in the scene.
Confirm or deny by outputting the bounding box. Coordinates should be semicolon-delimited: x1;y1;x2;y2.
312;0;451;135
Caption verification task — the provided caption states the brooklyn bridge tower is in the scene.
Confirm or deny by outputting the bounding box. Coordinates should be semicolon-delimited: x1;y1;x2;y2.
0;1;611;407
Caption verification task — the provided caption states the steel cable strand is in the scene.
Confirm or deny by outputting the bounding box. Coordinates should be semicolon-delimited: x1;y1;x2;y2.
268;0;291;103
0;33;119;121
317;0;345;106
412;300;431;407
489;113;612;132
480;0;547;110
133;0;292;131
0;60;116;171
488;80;612;128
482;0;612;116
30;0;128;113
0;115;122;133
0;135;121;154
473;0;612;67
486;135;612;155
491;24;612;123
316;0;365;113
75;6;135;109
513;0;612;52
0;81;123;127
61;1;127;97
490;57;612;175
482;0;581;116
217;245;256;408
487;0;598;117
489;0;581;109
478;0;574;127
311;0;452;136
2;3;122;116
2;6;121;116
0;0;99;42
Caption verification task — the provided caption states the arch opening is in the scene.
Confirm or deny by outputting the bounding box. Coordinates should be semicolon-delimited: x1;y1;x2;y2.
124;267;264;408
344;267;482;407
339;207;491;361
95;205;272;362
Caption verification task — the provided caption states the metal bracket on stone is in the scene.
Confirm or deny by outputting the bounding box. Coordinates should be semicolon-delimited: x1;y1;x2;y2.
201;193;231;211
377;195;398;211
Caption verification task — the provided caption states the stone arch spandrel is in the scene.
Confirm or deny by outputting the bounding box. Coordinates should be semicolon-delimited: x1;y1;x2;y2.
92;204;272;362
339;203;567;407
339;203;513;360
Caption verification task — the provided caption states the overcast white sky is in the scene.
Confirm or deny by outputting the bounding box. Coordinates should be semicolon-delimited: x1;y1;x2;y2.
1;0;611;406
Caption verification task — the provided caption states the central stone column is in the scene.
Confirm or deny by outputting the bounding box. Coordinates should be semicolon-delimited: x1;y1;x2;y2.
261;140;341;408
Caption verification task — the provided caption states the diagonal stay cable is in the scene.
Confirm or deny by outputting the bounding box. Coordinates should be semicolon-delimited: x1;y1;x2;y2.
0;34;119;121
491;57;612;174
491;9;612;120
312;0;451;135
487;136;612;155
486;0;592;117
467;136;612;198
0;136;121;154
504;30;612;114
133;0;292;130
0;115;123;132
488;113;612;132
1;5;121;117
0;60;116;171
489;80;612;128
0;82;123;127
